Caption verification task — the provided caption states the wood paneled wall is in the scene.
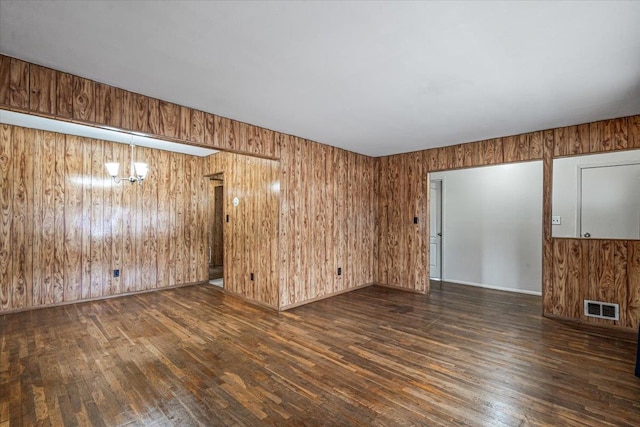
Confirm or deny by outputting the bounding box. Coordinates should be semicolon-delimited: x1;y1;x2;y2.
375;129;544;293
376;115;640;329
206;152;280;308
0;124;208;312
278;136;376;308
0;54;279;159
545;116;640;328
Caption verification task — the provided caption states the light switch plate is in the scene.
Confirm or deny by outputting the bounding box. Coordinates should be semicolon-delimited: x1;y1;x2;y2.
552;216;561;225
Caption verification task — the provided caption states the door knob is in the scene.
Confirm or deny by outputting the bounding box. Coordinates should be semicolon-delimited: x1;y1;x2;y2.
437;233;442;237
583;232;591;238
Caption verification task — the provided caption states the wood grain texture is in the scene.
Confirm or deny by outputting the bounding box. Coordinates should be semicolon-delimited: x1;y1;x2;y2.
55;71;74;119
0;125;12;310
72;76;95;122
630;115;640;148
2;283;639;426
0;55;10;105
376;151;428;294
29;64;56;115
9;57;29;109
207;151;280;308
0;125;209;313
541;130;554;317
95;83;123;128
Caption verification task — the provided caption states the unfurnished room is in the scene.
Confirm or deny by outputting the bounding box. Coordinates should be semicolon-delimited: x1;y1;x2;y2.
1;1;639;425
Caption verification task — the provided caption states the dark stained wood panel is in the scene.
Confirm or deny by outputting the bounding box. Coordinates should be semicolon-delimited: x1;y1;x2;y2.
55;71;74;119
630;115;640;148
204;113;216;147
29;64;56;115
95;83;123;128
613;117;628;150
567;124;590;155
158;100;180;139
9;57;29;109
179;106;191;142
0;55;10;105
190;109;205;143
529;131;543;159
72;76;95;122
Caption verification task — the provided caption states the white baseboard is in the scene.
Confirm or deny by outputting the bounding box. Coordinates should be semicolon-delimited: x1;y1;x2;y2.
443;279;542;296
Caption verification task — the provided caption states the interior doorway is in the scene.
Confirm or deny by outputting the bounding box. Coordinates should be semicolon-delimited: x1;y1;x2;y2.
429;179;443;280
209;174;224;287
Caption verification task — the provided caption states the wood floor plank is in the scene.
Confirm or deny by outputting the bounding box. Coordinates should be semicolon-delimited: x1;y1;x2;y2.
1;283;638;426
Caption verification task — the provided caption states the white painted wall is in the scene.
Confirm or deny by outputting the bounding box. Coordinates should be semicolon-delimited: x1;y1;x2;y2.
552;149;640;238
430;161;543;295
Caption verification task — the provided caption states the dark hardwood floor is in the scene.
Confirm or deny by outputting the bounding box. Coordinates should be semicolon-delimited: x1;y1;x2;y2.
1;282;639;426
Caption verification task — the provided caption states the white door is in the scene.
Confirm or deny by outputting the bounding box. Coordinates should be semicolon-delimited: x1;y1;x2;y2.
580;163;640;239
430;180;443;280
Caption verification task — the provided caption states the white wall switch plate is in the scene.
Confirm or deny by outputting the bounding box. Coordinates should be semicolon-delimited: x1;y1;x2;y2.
552;216;561;225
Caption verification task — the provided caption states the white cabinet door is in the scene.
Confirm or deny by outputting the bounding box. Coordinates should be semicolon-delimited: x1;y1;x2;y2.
581;164;640;239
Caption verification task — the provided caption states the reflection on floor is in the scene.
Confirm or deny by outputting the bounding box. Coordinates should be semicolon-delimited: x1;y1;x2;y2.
209;278;223;287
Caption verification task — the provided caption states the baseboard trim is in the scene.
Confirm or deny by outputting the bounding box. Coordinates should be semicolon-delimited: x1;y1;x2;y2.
544;313;637;333
279;282;375;311
215;287;279;312
375;283;428;294
443;279;542;296
0;281;207;315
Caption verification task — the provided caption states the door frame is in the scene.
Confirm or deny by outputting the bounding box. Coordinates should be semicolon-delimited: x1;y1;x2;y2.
205;173;225;287
429;177;444;281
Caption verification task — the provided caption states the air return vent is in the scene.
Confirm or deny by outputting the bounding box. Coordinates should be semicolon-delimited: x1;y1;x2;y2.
584;300;619;320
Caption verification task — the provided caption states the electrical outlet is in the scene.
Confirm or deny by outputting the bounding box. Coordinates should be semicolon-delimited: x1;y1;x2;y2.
337;267;342;276
413;217;418;224
113;269;120;278
250;273;254;281
552;216;561;225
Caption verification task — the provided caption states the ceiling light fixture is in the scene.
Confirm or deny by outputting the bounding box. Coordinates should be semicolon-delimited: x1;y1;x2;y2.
105;140;149;185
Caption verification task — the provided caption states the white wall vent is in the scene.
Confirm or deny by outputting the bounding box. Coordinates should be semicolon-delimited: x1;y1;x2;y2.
584;300;619;320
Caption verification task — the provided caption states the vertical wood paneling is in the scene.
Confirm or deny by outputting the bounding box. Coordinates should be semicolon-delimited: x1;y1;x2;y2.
72;77;95;122
553;127;567;157
159;101;180;139
12;127;33;309
40;131;56;305
204;113;216;147
81;138;92;299
567;124;590;155
95;83;123;128
64;136;83;301
32;131;44;305
0;55;10;105
156;150;171;288
56;71;74;119
53;133;65;303
179;106;191;142
90;139;103;298
190;110;205;144
9;58;29;109
147;98;160;135
627;242;640;328
613;241;627;326
529;131;543;159
613;117;628;150
542;130;554;317
630;116;640;148
29;64;56;115
0;125;12;309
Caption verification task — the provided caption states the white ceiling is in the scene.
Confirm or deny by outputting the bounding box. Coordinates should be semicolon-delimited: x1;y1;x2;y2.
1;1;639;157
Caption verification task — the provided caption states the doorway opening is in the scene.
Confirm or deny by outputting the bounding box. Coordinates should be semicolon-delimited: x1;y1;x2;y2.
209;173;224;287
430;179;443;280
